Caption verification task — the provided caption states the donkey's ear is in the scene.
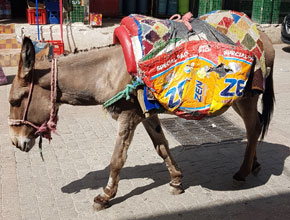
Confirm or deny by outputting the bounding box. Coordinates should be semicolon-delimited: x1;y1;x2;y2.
19;37;35;79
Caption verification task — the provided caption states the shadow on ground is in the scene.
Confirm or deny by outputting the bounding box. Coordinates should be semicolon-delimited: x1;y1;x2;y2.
282;46;290;53
135;192;290;220
6;75;15;84
0;75;15;86
62;141;290;206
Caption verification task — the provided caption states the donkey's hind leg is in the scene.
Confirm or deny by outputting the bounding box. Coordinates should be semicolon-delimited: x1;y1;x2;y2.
232;99;262;176
94;110;142;210
142;115;184;195
232;95;262;184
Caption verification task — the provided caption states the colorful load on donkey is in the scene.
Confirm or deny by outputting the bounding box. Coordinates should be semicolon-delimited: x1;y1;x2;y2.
113;11;265;120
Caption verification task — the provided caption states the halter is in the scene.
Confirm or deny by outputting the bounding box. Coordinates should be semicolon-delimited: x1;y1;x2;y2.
8;58;59;141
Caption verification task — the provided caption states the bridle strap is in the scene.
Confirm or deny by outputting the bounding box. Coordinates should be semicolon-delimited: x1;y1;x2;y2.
23;73;35;121
8;119;40;130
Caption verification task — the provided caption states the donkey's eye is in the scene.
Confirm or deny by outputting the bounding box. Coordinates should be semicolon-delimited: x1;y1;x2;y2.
9;87;28;107
9;98;21;107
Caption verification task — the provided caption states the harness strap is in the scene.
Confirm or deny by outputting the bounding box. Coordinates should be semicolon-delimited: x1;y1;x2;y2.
103;80;144;108
23;73;35;121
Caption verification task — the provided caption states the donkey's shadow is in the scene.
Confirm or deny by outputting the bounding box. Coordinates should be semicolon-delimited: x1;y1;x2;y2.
282;46;290;53
61;141;290;205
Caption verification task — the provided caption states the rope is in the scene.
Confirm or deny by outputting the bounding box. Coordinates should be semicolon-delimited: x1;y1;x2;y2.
103;80;144;108
39;135;44;161
170;12;193;32
34;58;58;140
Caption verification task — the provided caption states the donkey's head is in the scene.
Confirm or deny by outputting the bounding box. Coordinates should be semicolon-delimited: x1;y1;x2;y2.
8;37;53;152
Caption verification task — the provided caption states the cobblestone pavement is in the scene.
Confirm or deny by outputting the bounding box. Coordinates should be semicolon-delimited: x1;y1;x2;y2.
1;44;290;220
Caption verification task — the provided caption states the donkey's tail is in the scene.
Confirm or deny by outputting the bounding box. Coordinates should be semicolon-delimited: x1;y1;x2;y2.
260;66;275;140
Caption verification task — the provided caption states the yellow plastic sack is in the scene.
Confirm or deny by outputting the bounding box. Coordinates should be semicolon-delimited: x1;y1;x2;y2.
139;40;254;119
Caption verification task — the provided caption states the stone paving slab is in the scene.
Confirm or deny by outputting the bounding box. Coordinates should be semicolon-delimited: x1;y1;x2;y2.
1;44;290;220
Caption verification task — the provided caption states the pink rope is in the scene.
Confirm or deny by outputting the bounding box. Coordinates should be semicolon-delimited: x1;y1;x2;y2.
170;12;193;32
35;58;58;140
46;58;58;135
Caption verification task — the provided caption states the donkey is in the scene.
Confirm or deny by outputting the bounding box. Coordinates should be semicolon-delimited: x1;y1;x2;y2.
8;32;274;210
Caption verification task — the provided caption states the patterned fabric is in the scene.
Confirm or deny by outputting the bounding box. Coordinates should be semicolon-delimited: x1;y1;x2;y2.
199;10;267;79
129;14;172;58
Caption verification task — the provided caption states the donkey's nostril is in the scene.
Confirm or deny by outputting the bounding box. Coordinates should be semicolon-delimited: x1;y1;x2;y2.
11;139;17;146
23;142;28;152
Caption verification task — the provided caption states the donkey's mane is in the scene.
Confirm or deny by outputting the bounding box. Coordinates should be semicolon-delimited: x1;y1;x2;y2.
55;44;121;65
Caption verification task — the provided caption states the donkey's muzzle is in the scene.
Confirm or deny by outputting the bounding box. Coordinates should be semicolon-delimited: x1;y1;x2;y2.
10;134;36;152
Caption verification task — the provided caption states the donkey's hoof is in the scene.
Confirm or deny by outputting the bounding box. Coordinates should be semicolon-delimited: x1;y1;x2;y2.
232;178;245;188
232;174;245;188
169;183;184;195
252;164;261;176
93;195;110;211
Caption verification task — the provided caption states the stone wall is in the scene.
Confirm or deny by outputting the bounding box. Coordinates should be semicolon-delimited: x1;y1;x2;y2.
15;22;119;53
15;22;283;54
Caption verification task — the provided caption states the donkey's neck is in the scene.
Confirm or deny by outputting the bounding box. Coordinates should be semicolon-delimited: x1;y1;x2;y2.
42;45;131;105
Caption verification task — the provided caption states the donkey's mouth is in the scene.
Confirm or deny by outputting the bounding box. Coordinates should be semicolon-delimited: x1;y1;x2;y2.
9;126;37;152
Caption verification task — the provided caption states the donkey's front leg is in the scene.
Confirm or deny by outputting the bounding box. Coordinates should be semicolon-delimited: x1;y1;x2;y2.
142;115;184;195
94;110;142;210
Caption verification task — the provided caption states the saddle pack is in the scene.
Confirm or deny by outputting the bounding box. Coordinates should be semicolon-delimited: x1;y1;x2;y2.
113;11;264;119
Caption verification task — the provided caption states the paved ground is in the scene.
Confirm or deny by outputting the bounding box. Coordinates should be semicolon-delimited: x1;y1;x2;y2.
1;44;290;220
